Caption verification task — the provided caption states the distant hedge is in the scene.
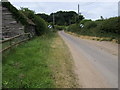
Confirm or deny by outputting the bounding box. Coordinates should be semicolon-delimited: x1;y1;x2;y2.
67;24;79;32
67;16;120;39
54;25;66;30
84;21;97;29
99;17;120;34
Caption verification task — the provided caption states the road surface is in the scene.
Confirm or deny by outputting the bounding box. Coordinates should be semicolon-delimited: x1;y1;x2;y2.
59;31;118;88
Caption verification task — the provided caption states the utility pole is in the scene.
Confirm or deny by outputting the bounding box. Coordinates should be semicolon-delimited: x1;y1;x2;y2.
78;4;80;15
78;4;81;15
77;4;80;23
53;13;55;27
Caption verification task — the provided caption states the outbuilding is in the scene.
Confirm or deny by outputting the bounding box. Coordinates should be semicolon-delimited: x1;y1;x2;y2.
1;1;36;39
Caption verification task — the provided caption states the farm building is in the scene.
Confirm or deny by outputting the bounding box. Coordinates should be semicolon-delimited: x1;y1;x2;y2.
1;1;36;39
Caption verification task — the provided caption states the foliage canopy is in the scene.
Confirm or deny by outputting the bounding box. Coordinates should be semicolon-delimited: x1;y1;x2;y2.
20;8;48;36
37;11;84;26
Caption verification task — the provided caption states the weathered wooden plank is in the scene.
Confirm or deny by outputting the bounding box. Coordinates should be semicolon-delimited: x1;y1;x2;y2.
0;33;30;43
0;38;30;53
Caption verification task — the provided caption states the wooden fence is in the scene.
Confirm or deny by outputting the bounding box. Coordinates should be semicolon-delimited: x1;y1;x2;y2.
0;33;31;53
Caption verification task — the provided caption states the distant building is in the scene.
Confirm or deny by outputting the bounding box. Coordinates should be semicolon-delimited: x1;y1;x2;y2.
1;2;36;39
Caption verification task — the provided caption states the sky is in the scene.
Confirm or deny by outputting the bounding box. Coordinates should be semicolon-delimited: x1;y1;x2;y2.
9;0;119;20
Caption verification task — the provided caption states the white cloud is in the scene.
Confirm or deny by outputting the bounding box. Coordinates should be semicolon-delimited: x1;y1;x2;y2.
9;1;118;20
8;0;119;2
80;2;118;20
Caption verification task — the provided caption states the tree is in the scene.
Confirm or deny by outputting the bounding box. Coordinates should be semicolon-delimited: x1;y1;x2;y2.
76;15;84;23
37;13;50;22
100;16;104;20
37;11;84;26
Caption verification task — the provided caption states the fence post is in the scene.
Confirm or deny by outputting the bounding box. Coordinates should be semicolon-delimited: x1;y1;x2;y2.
9;38;12;51
1;33;31;52
9;39;12;46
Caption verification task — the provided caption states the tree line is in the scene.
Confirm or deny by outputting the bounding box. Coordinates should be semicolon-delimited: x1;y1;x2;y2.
37;11;84;26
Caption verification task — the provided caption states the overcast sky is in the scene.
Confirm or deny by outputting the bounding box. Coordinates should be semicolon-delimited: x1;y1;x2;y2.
9;1;119;20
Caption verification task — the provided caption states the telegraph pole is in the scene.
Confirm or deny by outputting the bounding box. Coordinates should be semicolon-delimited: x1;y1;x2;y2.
77;4;80;23
78;4;79;15
53;13;55;29
78;4;81;15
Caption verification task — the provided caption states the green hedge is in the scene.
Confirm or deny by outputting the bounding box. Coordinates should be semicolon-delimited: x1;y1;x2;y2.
99;17;120;34
21;8;48;36
54;25;66;30
34;15;48;35
67;24;79;32
67;17;120;39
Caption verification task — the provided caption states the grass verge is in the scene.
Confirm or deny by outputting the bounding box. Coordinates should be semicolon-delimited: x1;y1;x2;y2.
66;31;118;43
2;32;78;88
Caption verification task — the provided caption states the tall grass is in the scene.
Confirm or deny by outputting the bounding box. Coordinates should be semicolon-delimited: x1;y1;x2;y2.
2;32;78;88
2;32;56;88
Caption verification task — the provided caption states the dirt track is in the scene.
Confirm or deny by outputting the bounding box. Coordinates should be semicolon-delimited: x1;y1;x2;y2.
59;31;118;88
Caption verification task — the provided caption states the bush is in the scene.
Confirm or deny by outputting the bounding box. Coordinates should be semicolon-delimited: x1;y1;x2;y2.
80;19;92;24
20;8;48;36
84;21;97;29
99;17;120;34
67;24;80;32
34;15;48;35
54;25;66;30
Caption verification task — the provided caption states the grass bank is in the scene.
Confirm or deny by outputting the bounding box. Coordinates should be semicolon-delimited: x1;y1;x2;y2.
67;17;120;43
2;32;78;88
66;31;118;43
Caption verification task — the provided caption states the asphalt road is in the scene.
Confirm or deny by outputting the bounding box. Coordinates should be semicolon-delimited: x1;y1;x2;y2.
59;31;118;88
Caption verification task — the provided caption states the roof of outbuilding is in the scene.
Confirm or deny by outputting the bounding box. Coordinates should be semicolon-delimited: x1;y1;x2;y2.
1;1;35;26
20;12;36;26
